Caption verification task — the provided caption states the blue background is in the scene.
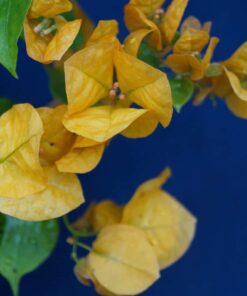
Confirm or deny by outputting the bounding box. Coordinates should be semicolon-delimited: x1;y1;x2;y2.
1;0;247;295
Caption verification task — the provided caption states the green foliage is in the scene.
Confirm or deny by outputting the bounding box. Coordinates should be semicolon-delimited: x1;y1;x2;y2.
169;79;195;113
0;98;14;115
0;214;59;296
46;66;67;103
0;0;32;78
138;42;162;68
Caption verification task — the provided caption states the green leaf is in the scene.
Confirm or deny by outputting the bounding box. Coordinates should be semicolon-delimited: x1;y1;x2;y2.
0;214;59;296
169;79;195;113
0;0;32;78
45;66;67;103
138;42;162;68
0;98;14;115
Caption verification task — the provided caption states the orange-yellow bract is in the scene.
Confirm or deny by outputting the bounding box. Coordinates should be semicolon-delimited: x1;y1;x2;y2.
122;168;197;269
220;43;247;118
0;104;46;198
88;224;160;295
56;137;106;174
0;104;85;221
24;0;81;63
0;166;84;221
63;20;173;143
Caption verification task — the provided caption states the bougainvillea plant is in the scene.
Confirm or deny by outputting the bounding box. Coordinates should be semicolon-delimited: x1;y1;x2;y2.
0;0;246;295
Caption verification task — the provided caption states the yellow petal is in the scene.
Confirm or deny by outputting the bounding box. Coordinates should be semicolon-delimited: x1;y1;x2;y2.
173;28;209;54
44;18;82;62
124;4;162;50
91;200;123;233
226;92;247;119
24;17;51;63
64;38;115;115
180;16;202;34
224;68;247;101
29;0;72;19
130;0;166;16
166;53;204;80
24;17;81;63
0;166;84;221
114;49;173;127
56;142;105;174
202;37;219;68
0;104;46;198
124;28;153;56
88;224;160;295
87;20;119;46
122;169;196;270
37;105;75;165
122;112;158;138
63;106;147;142
224;42;247;75
160;0;189;43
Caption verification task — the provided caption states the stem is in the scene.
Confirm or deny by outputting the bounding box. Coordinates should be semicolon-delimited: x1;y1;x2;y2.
76;242;92;252
63;215;95;238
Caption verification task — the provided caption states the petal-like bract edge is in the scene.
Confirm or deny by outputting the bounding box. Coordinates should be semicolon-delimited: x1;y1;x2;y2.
122;112;158;138
63;106;147;142
124;29;153;56
224;42;247;75
124;4;162;50
29;0;72;19
44;19;82;62
87;20;119;46
173;29;209;54
226;93;247;119
65;39;115;115
114;49;173;127
224;68;247;101
88;224;160;295
0;166;84;221
161;0;188;43
122;168;197;270
56;141;105;174
0;104;46;198
37;105;75;164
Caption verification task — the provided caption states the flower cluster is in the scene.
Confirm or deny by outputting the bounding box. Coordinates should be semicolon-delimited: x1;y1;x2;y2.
70;168;196;295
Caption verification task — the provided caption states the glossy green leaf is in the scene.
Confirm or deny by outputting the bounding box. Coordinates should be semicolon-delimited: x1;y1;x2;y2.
0;0;32;78
0;214;59;296
46;66;67;103
169;79;195;113
138;42;162;68
0;98;13;115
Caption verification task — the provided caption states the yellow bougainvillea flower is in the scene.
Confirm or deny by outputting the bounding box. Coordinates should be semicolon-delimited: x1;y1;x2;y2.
24;16;82;63
0;166;84;221
56;136;106;174
28;0;72;19
124;0;189;55
166;37;219;81
122;168;197;270
210;42;247;118
37;105;75;165
88;224;160;295
63;21;172;142
0;104;46;199
124;4;162;56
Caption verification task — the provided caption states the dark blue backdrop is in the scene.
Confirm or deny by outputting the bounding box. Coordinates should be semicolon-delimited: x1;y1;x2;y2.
1;0;247;295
